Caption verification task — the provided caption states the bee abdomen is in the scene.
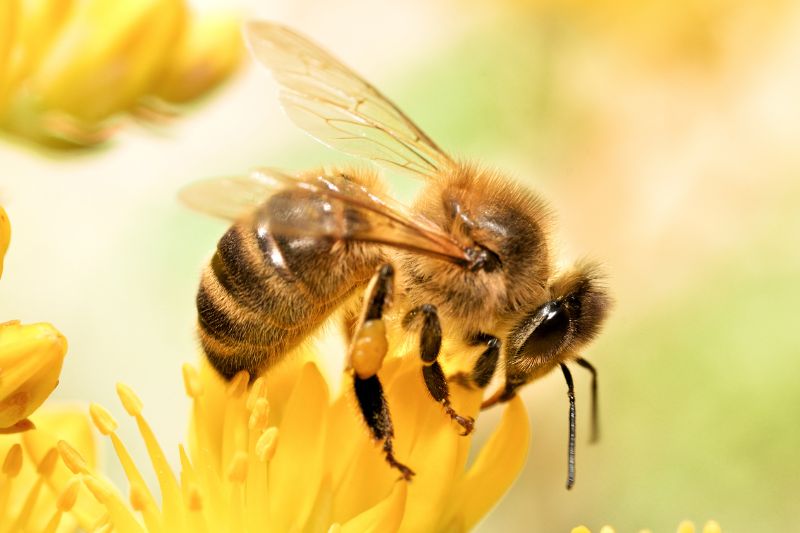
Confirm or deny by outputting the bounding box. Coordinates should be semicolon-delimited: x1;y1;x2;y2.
198;216;380;380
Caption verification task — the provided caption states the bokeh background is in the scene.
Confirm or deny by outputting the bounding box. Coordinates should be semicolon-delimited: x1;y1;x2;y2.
2;0;799;531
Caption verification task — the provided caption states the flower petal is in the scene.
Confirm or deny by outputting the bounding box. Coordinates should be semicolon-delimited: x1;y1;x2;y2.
341;480;407;533
452;395;530;530
269;361;329;531
0;322;67;429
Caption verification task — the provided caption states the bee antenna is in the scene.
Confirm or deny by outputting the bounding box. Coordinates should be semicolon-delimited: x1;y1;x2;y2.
576;357;599;443
560;363;576;490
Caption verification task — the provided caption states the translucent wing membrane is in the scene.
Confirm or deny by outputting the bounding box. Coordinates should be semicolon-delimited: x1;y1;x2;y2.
181;168;469;263
178;174;275;221
253;168;469;262
244;21;455;179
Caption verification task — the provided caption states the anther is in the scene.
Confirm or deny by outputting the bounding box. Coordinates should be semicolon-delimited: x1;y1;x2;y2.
37;447;60;477
2;443;22;477
256;427;278;462
89;403;119;435
57;476;81;512
57;440;90;475
116;383;143;417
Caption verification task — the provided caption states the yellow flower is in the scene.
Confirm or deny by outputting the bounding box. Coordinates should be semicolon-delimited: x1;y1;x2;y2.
64;347;529;532
1;407;103;532
0;321;67;433
571;520;723;533
0;0;242;148
0;207;68;434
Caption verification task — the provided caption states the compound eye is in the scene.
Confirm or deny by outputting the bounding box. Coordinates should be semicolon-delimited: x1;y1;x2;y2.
520;302;571;357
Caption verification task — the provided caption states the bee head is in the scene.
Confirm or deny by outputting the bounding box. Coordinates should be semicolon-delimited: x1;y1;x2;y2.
504;261;611;389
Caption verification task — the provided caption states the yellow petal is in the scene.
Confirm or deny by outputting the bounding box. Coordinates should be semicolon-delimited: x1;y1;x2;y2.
0;206;9;279
677;521;696;533
154;11;243;104
269;361;329;531
341;481;407;533
0;322;67;429
703;521;722;533
572;527;591;533
453;395;530;530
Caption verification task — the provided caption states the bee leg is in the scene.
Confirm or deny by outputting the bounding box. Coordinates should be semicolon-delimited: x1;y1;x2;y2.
350;264;414;480
451;332;501;389
403;305;475;436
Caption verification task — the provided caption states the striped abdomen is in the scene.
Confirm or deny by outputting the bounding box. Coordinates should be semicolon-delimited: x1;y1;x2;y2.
197;190;383;380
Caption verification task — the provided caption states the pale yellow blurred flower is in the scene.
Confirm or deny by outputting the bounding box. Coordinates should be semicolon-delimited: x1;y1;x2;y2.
65;348;529;532
0;0;242;148
571;520;723;533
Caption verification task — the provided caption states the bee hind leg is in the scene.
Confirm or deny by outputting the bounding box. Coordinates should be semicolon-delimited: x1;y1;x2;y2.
350;264;414;480
403;305;475;436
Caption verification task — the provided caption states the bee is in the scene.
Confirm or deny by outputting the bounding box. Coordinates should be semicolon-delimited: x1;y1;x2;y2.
181;21;611;487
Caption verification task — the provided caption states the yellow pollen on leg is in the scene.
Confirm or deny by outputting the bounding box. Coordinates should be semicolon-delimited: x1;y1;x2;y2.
350;319;388;379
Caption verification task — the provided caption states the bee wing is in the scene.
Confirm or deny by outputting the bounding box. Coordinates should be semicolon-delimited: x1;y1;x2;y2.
178;174;276;221
254;168;469;263
244;21;456;180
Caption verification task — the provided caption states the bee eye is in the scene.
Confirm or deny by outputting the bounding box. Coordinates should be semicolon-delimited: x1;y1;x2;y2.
520;302;571;356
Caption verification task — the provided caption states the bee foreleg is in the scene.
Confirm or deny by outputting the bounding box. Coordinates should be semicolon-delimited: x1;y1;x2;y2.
349;264;414;480
451;332;501;390
403;305;475;436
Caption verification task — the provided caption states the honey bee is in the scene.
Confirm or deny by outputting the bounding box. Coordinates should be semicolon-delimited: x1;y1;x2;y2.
181;21;611;487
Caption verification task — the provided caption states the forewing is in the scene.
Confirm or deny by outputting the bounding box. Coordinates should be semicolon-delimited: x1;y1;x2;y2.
253;168;469;263
244;21;455;179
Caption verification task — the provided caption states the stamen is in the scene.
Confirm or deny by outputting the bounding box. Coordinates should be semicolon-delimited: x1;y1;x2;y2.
116;383;143;417
226;451;248;483
182;363;204;398
57;476;81;511
246;376;268;411
2;444;22;476
256;427;279;462
37;448;59;477
90;403;119;435
57;440;90;474
248;398;270;431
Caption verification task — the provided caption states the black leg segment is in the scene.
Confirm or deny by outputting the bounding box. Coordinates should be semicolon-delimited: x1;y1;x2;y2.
404;305;474;435
354;374;414;480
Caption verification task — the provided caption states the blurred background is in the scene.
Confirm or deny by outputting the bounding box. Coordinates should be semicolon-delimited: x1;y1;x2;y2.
1;0;799;531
